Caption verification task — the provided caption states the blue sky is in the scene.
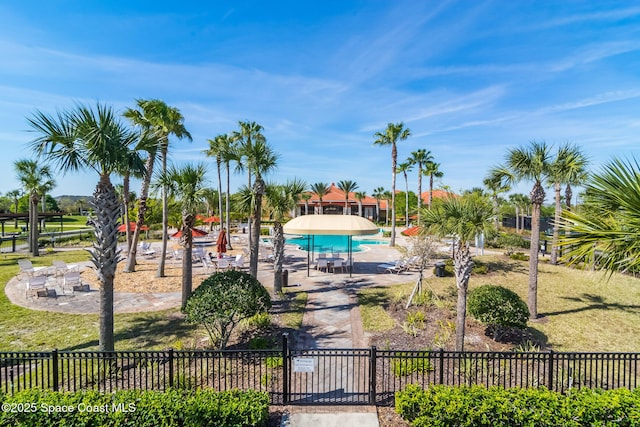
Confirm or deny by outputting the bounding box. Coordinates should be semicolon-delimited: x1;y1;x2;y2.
1;1;639;203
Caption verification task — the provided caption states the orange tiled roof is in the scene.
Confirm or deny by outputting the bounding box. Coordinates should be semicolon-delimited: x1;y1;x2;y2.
420;189;457;204
302;183;387;208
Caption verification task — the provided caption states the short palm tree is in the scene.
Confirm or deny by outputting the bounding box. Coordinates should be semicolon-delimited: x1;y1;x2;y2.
558;157;640;275
6;189;22;228
424;160;443;209
409;149;433;224
354;191;367;217
264;179;307;294
396;161;413;226
310;182;330;215
14;159;55;256
483;170;511;230
28;102;144;351
422;193;494;350
337;180;358;215
493;141;552;319
372;186;385;223
300;193;312;215
548;144;589;264
374;122;411;246
160;163;208;306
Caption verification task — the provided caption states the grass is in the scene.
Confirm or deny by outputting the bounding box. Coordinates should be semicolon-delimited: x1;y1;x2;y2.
280;291;307;329
0;251;202;351
358;255;640;352
2;215;93;234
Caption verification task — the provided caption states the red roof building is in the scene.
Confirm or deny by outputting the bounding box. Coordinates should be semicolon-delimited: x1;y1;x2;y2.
297;183;388;220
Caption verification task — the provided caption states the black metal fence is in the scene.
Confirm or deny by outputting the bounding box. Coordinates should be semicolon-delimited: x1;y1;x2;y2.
1;345;638;407
0;229;93;253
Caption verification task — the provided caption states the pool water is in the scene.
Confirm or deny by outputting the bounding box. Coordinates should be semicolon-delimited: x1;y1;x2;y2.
285;234;386;253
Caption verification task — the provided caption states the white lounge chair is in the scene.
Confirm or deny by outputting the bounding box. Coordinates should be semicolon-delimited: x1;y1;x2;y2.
378;260;406;274
18;259;48;279
26;275;48;298
331;259;346;273
141;242;156;257
52;260;79;277
217;258;231;272
62;271;83;293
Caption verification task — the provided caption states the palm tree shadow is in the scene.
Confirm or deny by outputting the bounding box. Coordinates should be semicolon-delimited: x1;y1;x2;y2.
541;293;640;317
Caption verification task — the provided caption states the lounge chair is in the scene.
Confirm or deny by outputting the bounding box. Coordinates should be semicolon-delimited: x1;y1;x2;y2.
377;260;406;274
233;254;247;270
141;242;156;257
18;259;48;279
52;260;79;277
62;271;83;293
217;258;231;272
26;275;48;298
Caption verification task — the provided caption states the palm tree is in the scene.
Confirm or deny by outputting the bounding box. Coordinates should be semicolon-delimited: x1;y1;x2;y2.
422;193;494;350
28;102;144;352
123;100;191;277
204;134;231;232
508;193;530;233
374;122;411;246
14;160;55;256
409;149;433;224
310;182;330;215
483;170;511;230
300;193;311;215
243;139;278;278
264;179;307;294
160;163;208;307
424;161;443;209
372;186;385;223
494;141;552;319
337;180;358;215
354;191;367;217
396;161;413;227
548;144;589;264
558;157;640;275
222;139;239;249
6;189;22;228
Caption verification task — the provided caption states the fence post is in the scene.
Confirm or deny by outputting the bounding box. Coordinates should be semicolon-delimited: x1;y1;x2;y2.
11;235;16;252
439;348;444;385
282;333;289;404
52;349;59;392
168;349;174;389
369;346;377;405
547;350;554;390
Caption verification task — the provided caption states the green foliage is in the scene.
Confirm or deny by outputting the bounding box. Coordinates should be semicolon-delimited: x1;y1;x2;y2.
265;356;283;369
382;230;391;238
248;336;276;350
182;270;271;350
395;384;640;427
392;352;433;377
0;388;269;427
241;312;272;331
510;251;529;261
468;285;529;340
487;232;531;250
472;260;489;275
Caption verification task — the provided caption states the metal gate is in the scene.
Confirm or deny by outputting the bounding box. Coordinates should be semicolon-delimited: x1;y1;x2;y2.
283;335;374;405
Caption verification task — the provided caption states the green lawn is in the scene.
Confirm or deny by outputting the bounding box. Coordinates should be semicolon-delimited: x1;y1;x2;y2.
359;255;640;352
0;251;202;351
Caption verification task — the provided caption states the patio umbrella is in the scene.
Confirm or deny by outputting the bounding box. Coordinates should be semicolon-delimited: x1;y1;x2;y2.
117;222;149;232
401;226;423;236
216;230;228;255
170;228;208;239
202;215;221;223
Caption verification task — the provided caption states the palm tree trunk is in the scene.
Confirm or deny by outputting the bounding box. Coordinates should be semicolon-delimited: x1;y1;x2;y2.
272;222;285;294
405;175;409;227
31;194;40;257
453;241;473;351
429;174;434;210
123;174;132;253
550;182;561;264
125;153;155;273
92;174;120;352
157;146;168;278
528;202;542;319
249;178;265;278
565;184;573;211
417;164;422;224
216;158;224;233
225;161;233;250
390;144;397;246
181;213;194;307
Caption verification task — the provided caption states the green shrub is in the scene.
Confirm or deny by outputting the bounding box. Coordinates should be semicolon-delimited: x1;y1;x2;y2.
265;356;283;369
488;232;531;250
396;384;640;427
0;388;269;427
472;261;489;275
392;352;433;377
249;336;276;350
510;251;529;261
468;285;529;341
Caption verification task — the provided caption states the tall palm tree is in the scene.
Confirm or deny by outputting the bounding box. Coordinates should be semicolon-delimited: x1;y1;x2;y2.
337;180;358;215
354;191;367;217
558;157;640;275
6;189;22;228
508;193;530;233
483;170;511;230
422;193;494;350
409;149;433;224
372;186;385;223
396;161;413;227
424;161;443;209
14;159;55;256
548;144;589;264
374;122;411;246
310;182;330;215
264;179;307;294
160;163;208;307
300;193;311;215
204;134;231;232
494;141;552;319
383;190;393;227
123;100;191;276
28;102;144;352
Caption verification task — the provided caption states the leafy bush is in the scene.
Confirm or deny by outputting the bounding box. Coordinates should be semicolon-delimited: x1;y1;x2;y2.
468;285;529;341
392;352;433;377
510;251;529;261
183;270;271;349
396;384;640;427
472;260;489;275
487;232;531;250
0;388;269;427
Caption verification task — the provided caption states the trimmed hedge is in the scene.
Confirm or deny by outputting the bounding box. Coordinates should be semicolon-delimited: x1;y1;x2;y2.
0;388;269;427
396;384;640;427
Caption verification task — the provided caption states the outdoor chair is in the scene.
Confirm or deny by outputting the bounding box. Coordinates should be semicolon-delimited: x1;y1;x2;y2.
378;260;406;274
62;271;83;293
233;254;247;270
344;257;354;272
201;256;216;274
141;242;156;257
26;275;48;298
52;260;79;277
316;258;329;272
18;259;48;279
331;259;346;273
217;258;231;272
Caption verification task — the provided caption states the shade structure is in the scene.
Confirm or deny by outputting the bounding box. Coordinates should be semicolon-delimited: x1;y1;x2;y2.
117;222;149;232
283;215;379;277
171;228;208;238
401;226;423;236
202;215;221;223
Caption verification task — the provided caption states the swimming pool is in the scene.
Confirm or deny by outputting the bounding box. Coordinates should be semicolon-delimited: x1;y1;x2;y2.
285;234;386;253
